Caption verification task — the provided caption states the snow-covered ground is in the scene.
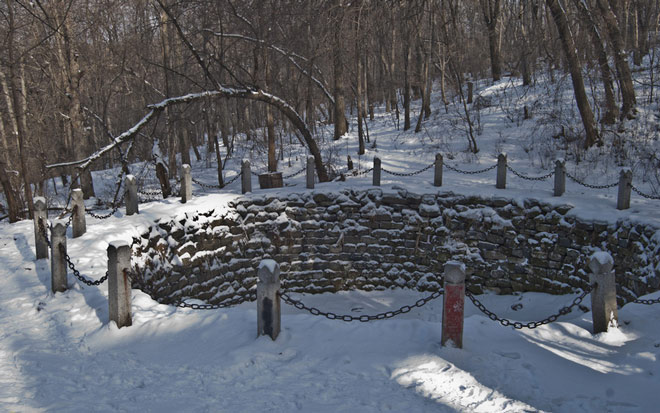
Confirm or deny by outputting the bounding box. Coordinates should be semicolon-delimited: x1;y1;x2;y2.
2;70;660;411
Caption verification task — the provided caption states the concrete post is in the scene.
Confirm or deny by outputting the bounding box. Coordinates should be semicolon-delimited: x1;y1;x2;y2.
33;197;49;260
496;153;507;189
467;81;474;104
51;220;68;293
442;261;466;348
373;156;381;186
71;188;86;238
257;259;281;340
241;159;251;194
180;164;192;203
125;175;139;216
434;153;443;187
588;252;618;334
108;241;132;328
306;156;315;189
617;168;632;210
554;159;566;197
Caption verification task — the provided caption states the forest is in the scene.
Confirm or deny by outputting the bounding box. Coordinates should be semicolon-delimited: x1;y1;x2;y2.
1;0;659;222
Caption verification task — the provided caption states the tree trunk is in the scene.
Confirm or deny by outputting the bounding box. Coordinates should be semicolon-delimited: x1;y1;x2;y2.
546;0;600;148
481;0;502;82
333;1;348;140
596;0;637;119
574;0;619;124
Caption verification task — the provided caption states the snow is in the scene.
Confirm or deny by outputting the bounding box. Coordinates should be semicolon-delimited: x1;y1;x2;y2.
3;65;660;411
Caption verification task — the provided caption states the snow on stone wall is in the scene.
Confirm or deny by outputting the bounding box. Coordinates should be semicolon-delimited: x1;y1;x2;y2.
132;188;660;306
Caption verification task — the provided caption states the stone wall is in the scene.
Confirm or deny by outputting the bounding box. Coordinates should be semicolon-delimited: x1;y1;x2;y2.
133;188;660;305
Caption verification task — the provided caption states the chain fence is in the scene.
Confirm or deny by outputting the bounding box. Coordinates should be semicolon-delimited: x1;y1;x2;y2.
630;184;660;200
444;162;498;175
85;192;124;220
506;165;555;181
283;165;307;179
465;283;594;329
382;161;435;177
59;244;109;286
632;297;660;305
279;289;443;322
565;171;618;189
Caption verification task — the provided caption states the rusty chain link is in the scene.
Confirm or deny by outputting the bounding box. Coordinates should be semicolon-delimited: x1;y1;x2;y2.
565;171;618;189
444;163;498;175
465;283;595;329
279;289;443;322
382;162;435;177
506;165;555;181
633;297;660;305
38;219;51;248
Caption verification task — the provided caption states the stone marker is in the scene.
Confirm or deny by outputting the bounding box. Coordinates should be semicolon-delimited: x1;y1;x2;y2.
434;153;443;187
125;175;139;216
257;259;281;340
108;241;132;328
51;220;67;293
306;156;315;189
241;159;251;194
181;164;192;203
617;168;632;210
373;157;381;186
554;159;566;197
71;188;86;238
588;252;618;334
33;197;49;260
496;153;507;189
442;261;466;348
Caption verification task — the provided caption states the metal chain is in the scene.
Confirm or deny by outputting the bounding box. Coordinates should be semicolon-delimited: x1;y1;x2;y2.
279;289;444;322
382;162;435;177
65;206;76;228
59;244;108;286
38;219;51;248
633;297;660;305
138;188;163;196
630;184;660;200
444;163;498;175
465;283;594;329
354;167;374;177
506;165;555;181
193;170;242;189
565;171;618;189
86;193;125;220
283;166;307;179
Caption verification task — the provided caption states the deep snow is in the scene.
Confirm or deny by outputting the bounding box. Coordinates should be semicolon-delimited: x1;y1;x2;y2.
2;71;660;412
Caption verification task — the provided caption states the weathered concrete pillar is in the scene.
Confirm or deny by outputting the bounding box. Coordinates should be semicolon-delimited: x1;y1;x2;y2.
496;153;507;189
434;153;443;187
108;241;132;328
306;156;315;189
51;220;68;293
125;175;139;216
241;159;251;194
180;164;192;203
588;252;618;334
442;261;466;348
33;197;49;260
554;159;566;197
257;259;281;340
71;188;86;238
373;156;381;186
617;168;632;210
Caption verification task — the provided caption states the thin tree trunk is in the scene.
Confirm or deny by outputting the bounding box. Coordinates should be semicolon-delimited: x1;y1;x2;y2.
333;1;348;140
546;0;600;148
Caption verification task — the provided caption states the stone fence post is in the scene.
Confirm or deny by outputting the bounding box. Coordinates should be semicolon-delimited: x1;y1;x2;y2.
180;164;192;203
306;156;315;189
241;159;251;194
496;153;507;189
442;261;466;348
257;259;281;340
72;188;86;238
51;220;67;293
108;241;132;328
554;159;566;197
588;252;618;334
33;197;49;260
125;175;139;216
617;168;632;210
373;156;381;186
434;153;443;187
